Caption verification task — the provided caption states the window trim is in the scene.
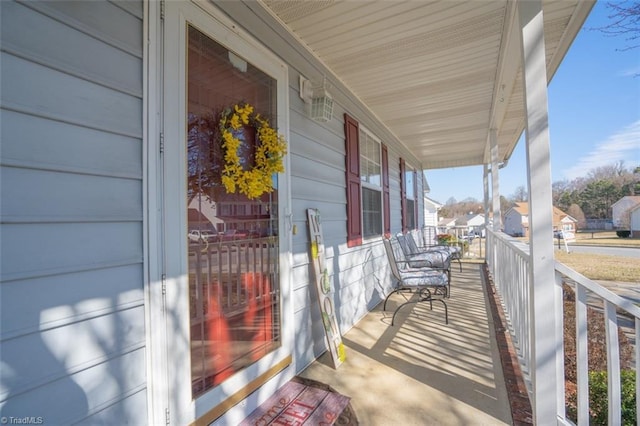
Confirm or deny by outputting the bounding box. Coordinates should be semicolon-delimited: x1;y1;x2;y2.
400;158;418;233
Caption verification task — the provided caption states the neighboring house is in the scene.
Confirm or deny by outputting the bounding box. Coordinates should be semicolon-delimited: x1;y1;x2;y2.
456;213;486;233
0;1;591;425
611;196;640;229
423;196;442;228
504;202;577;237
553;207;578;234
504;203;529;237
438;217;457;233
630;203;640;238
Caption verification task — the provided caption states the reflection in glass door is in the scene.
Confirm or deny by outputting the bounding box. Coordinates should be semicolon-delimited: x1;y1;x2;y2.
186;25;281;398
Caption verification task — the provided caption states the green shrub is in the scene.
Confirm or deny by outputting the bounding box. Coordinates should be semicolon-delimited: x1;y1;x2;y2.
568;370;637;425
616;230;631;238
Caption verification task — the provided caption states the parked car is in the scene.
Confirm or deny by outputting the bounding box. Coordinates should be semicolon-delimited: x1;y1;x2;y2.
188;229;217;242
461;231;480;241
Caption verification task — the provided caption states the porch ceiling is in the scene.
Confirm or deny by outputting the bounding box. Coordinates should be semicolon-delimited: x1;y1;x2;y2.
259;0;593;169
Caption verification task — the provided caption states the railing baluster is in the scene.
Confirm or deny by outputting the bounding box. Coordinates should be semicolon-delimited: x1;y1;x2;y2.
554;272;565;420
604;300;621;425
636;317;639;426
575;284;589;424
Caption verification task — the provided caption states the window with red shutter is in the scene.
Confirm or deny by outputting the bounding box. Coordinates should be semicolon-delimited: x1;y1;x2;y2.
344;114;362;247
344;114;386;246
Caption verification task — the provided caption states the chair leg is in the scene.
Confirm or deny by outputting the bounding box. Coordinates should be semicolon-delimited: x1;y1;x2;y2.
435;299;448;324
383;290;397;311
391;300;418;326
383;287;411;311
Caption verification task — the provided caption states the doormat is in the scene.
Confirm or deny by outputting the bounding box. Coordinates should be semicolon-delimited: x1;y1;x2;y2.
239;377;357;425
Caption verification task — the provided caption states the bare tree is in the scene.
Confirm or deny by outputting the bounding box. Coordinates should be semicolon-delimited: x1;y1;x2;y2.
510;185;528;202
591;1;640;51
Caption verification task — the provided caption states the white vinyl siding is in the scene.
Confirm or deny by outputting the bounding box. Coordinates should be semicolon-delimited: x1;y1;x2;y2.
0;1;145;424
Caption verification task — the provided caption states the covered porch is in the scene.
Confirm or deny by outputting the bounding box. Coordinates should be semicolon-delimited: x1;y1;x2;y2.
299;261;519;425
257;1;640;424
299;239;639;425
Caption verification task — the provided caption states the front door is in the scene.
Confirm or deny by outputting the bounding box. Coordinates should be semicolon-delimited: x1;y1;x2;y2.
160;2;292;423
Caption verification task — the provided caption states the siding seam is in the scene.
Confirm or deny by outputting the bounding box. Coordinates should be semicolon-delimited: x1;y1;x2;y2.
1;258;143;284
0;105;142;139
0;344;146;404
1;46;143;98
70;383;147;425
15;0;143;58
1;301;145;342
0;160;143;181
1;216;143;225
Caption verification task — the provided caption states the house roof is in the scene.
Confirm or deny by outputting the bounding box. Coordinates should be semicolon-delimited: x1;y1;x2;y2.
423;197;443;209
508;202;577;225
438;217;456;227
611;196;640;208
455;213;485;226
259;1;593;170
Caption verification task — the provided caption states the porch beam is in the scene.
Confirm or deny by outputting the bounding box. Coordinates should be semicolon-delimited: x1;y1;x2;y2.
517;0;558;424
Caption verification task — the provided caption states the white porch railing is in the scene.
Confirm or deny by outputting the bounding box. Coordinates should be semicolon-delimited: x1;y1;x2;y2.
486;229;639;425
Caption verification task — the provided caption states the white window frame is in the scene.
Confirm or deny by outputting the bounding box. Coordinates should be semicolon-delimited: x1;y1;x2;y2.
359;125;383;239
404;162;417;230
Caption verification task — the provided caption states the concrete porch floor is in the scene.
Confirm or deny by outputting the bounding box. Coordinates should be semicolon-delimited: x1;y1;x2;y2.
299;262;514;425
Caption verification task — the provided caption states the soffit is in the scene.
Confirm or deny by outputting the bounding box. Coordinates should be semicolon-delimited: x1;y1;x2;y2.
259;0;593;169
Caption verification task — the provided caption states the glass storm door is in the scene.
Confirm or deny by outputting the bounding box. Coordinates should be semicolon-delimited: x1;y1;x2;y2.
186;25;281;397
161;2;291;422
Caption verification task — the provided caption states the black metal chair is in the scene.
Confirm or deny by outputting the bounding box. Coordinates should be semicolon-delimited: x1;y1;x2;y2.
382;237;449;326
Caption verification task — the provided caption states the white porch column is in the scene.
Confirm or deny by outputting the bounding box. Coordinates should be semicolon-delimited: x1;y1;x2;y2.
490;129;501;232
518;0;558;423
483;164;490;260
483;164;490;228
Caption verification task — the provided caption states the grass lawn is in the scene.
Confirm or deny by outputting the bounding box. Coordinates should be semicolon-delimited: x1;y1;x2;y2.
554;250;640;282
573;230;640;248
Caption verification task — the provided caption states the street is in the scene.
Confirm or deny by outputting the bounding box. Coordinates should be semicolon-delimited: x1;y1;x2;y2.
562;244;640;259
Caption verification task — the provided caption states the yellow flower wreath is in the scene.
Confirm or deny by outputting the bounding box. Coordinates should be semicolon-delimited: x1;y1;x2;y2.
219;102;287;199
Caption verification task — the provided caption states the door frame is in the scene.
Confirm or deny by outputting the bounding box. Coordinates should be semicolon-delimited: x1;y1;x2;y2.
146;1;293;424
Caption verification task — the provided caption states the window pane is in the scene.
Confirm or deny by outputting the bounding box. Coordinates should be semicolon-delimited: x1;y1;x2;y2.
406;199;416;230
362;187;382;237
405;169;414;200
187;25;281;398
359;129;381;186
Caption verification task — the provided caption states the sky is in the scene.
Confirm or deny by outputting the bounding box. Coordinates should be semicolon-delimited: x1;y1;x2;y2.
425;1;640;205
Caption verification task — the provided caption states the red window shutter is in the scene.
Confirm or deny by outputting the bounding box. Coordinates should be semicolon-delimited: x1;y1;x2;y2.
382;144;391;237
400;157;407;233
344;113;362;247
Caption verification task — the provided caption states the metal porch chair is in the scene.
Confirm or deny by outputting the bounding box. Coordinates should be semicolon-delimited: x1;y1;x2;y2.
419;226;462;272
396;233;452;296
382;237;449;326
